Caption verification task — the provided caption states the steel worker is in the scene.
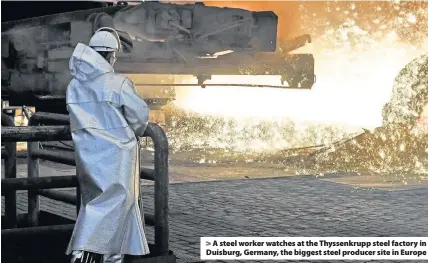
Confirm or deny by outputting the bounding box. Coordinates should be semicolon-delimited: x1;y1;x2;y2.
65;27;150;263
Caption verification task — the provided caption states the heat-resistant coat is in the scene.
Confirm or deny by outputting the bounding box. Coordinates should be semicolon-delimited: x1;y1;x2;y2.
65;43;150;256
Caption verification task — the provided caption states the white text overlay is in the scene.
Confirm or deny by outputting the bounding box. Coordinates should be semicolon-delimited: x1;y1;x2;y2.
200;237;428;260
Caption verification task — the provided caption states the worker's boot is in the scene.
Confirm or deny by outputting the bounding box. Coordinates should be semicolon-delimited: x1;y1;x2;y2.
71;250;103;263
103;254;124;263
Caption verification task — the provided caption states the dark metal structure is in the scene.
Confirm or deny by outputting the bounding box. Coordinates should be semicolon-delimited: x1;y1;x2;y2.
1;1;315;113
1;113;17;229
1;112;173;263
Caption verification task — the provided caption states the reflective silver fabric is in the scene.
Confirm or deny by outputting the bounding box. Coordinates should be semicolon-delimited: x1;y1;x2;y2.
65;43;150;256
103;254;124;263
71;250;103;263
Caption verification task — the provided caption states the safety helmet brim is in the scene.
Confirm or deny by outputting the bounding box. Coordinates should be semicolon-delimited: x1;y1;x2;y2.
89;27;122;52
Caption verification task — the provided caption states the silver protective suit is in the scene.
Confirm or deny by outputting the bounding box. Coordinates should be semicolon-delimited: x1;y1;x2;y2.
65;43;150;257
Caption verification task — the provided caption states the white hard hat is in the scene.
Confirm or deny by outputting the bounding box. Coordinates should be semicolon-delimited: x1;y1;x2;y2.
89;27;122;52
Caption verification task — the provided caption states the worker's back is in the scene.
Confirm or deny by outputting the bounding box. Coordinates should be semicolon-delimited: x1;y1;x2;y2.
66;43;130;134
64;43;150;257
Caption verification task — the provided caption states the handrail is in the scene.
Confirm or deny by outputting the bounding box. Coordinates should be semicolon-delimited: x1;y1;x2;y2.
1;112;170;255
1;176;78;191
144;122;170;254
1;125;72;142
1;112;17;228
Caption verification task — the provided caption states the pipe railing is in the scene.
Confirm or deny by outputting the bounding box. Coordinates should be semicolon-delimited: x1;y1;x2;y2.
1;112;170;255
1;112;17;229
1;176;78;191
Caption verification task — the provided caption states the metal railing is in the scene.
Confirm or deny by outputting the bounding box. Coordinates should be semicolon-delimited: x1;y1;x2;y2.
1;112;17;229
26;112;76;226
1;112;170;255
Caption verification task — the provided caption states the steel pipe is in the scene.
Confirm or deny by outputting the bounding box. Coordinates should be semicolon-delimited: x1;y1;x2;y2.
32;148;75;166
1;176;78;191
30;112;70;125
1;125;72;142
25;113;75;225
1;112;17;228
13;112;170;254
41;141;75;151
1;148;8;158
140;167;155;181
1;224;75;240
27;116;40;227
145;123;170;255
35;189;77;205
144;212;155;226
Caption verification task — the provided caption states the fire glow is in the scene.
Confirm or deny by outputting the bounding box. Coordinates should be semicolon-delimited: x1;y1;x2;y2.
174;1;428;130
135;1;427;174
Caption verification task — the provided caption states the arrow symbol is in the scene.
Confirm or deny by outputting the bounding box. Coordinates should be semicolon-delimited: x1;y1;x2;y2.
206;241;211;246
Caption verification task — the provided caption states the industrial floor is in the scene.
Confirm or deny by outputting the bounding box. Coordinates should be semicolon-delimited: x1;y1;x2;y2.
2;159;428;263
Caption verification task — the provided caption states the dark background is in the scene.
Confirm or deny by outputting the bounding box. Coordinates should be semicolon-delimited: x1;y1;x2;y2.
1;1;109;22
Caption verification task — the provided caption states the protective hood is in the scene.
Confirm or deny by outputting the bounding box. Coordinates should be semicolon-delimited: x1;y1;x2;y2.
69;43;114;82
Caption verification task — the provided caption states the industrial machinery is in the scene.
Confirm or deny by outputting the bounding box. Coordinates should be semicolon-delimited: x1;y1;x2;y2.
1;1;315;114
